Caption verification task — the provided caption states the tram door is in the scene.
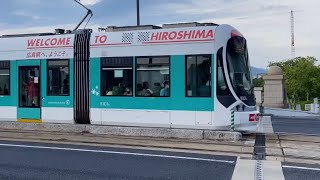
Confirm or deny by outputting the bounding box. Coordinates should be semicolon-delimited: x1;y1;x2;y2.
18;62;41;122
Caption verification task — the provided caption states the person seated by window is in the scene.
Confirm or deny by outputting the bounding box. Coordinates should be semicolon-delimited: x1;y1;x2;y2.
106;87;113;96
141;81;153;96
112;83;125;96
136;84;143;96
123;87;132;96
153;82;161;97
160;81;170;97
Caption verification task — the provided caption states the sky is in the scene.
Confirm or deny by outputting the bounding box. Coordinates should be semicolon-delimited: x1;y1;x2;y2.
0;0;319;68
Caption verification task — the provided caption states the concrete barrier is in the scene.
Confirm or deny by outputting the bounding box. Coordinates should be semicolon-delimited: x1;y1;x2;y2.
0;122;87;133
86;125;204;140
0;122;242;141
203;130;242;141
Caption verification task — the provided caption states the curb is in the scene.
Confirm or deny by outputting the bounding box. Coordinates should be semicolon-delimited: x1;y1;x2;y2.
0;122;242;141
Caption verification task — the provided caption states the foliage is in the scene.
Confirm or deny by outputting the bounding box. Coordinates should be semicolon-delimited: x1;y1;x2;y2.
252;78;264;87
297;100;313;111
269;56;320;103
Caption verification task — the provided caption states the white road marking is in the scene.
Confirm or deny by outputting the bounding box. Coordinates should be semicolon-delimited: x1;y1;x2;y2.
231;158;255;180
263;160;285;180
232;159;286;180
283;165;320;171
0;143;234;164
259;116;274;134
275;132;320;136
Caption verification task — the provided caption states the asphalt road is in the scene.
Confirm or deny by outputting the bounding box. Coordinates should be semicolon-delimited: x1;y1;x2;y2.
271;116;320;135
0;140;236;180
282;162;320;180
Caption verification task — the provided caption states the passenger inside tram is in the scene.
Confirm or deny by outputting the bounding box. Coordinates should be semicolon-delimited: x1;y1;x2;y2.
28;70;38;106
106;87;113;96
123;87;132;96
136;83;143;96
112;83;125;96
141;82;153;97
152;82;162;96
105;83;133;96
160;81;170;97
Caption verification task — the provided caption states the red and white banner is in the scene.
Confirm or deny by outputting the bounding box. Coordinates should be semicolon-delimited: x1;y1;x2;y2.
90;26;216;57
0;34;75;60
0;26;217;60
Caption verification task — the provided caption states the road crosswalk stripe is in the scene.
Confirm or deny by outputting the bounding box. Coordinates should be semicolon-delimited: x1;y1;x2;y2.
232;158;285;180
283;165;320;171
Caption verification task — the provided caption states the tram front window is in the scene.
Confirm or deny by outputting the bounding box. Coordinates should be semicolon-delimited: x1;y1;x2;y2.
226;36;255;106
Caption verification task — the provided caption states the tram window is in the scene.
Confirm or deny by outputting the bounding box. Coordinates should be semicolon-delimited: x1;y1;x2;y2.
227;36;253;96
101;57;133;96
186;55;211;97
136;57;170;97
217;48;232;96
0;61;10;96
47;60;70;96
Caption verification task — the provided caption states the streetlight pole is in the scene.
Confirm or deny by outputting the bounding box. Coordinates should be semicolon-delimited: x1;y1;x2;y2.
136;0;140;26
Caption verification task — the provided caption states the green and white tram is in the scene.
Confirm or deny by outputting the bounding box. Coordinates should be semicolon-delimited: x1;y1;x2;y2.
0;22;259;131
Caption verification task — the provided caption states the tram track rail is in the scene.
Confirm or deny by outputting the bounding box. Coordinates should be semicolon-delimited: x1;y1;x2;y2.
265;132;320;164
0;128;256;157
0;127;319;164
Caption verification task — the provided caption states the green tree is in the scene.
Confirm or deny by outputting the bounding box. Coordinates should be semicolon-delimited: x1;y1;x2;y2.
269;56;320;102
252;78;264;87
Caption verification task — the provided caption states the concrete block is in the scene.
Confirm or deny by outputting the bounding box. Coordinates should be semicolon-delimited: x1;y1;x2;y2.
86;125;204;140
0;122;242;141
203;130;242;141
0;122;86;133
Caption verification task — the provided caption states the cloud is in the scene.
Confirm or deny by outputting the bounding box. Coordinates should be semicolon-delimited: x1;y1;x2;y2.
12;10;42;20
1;0;319;68
146;0;289;18
143;0;320;68
80;0;101;6
0;23;104;35
12;0;41;5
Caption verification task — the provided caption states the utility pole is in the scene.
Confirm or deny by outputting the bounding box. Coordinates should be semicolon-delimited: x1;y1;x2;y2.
136;0;140;26
291;10;295;59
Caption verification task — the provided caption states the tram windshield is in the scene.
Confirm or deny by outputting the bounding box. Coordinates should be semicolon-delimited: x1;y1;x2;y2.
226;36;255;106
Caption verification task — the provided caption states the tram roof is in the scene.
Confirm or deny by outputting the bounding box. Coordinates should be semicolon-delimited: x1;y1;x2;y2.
99;22;218;32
